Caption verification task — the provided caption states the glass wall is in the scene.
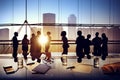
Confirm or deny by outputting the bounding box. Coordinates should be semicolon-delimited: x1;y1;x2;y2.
0;0;120;53
0;0;120;24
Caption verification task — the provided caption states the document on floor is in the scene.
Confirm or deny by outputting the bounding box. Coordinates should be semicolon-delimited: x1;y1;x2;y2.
32;64;51;74
71;63;92;73
26;63;51;74
25;62;40;72
3;66;15;74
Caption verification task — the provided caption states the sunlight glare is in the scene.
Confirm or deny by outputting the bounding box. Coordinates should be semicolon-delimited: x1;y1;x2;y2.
38;35;48;45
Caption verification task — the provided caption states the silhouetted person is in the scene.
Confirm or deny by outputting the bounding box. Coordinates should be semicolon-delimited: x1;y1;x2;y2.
35;31;42;63
22;34;29;60
45;31;51;52
101;33;108;60
12;32;19;62
92;32;102;56
84;34;92;59
45;31;51;62
61;31;69;55
76;30;85;63
60;31;69;65
30;33;36;61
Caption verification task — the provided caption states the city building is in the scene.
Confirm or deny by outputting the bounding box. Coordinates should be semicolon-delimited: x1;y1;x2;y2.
0;28;9;40
68;14;77;40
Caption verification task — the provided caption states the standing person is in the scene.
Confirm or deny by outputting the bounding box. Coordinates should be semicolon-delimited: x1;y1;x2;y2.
101;33;108;60
84;34;92;59
76;30;85;63
12;32;19;62
45;31;51;62
61;31;69;65
30;33;36;61
92;32;102;56
45;31;51;52
61;31;69;55
35;31;42;63
22;34;29;60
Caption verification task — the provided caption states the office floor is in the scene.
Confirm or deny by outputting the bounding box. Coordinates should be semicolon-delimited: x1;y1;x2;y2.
0;52;120;80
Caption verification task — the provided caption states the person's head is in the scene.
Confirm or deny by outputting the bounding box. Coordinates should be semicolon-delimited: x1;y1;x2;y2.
61;31;66;37
24;34;27;39
37;31;41;35
77;30;82;36
87;34;91;39
32;33;35;37
102;33;106;38
14;32;18;36
47;31;51;35
95;32;99;37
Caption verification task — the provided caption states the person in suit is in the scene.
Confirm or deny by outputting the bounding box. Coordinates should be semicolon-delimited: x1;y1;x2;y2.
76;30;85;63
35;31;42;63
101;33;108;60
61;31;69;55
12;32;19;62
60;31;69;65
30;33;36;61
92;32;102;56
22;34;29;60
44;31;52;62
84;34;92;59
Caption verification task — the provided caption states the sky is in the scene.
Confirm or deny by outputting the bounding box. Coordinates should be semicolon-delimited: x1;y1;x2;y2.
0;0;120;39
0;0;120;24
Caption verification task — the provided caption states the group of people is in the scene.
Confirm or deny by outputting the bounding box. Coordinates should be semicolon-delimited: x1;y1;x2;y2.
61;30;108;63
12;30;108;63
12;31;51;63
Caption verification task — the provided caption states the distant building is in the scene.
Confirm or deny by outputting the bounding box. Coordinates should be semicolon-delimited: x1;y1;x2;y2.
0;28;9;40
43;13;55;39
43;13;63;52
43;13;62;40
68;14;77;40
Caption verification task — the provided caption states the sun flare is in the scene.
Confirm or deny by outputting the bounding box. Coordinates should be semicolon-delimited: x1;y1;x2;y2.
38;35;48;45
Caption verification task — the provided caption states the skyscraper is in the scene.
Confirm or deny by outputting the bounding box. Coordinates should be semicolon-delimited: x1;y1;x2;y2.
0;28;9;40
68;14;77;40
43;13;56;40
43;13;63;40
43;13;63;52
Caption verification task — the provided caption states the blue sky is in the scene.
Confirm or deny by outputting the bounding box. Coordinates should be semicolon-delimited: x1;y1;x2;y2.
0;0;120;24
0;0;120;40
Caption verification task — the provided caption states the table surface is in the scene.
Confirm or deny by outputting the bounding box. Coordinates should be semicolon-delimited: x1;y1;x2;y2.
0;54;120;80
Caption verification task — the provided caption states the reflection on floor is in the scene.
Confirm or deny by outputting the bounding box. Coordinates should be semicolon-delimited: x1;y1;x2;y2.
0;52;120;80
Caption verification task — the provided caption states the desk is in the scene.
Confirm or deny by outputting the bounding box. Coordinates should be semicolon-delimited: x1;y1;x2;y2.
0;56;120;80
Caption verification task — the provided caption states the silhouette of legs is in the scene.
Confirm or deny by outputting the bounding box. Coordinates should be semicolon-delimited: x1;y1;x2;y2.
13;47;18;62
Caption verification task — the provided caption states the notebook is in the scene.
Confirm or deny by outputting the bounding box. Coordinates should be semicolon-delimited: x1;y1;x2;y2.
3;66;15;74
32;64;51;74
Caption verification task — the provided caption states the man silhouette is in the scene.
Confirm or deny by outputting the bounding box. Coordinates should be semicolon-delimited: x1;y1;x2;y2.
84;34;92;59
22;34;29;60
101;33;108;60
61;31;69;55
30;33;36;61
76;31;85;63
92;32;102;56
35;31;42;63
44;31;52;62
12;32;19;62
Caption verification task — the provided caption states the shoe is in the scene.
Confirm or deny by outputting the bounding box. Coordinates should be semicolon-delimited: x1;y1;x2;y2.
14;58;18;62
87;55;91;59
37;59;41;63
102;56;106;60
77;58;82;63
